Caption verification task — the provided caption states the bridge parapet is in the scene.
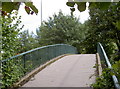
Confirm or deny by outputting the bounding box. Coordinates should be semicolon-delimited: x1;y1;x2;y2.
1;44;77;88
97;42;120;89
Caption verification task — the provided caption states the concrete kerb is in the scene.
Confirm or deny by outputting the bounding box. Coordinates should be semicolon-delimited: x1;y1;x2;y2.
13;54;69;88
96;53;102;76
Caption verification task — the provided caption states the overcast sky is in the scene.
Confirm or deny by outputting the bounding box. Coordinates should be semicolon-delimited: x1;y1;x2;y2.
18;0;90;34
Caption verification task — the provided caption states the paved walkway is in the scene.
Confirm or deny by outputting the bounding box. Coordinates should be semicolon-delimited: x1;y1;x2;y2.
22;54;96;87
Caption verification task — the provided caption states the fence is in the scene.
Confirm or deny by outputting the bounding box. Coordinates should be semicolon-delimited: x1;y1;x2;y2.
97;42;120;89
1;44;77;88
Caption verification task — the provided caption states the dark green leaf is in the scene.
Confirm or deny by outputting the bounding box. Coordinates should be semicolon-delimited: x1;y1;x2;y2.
2;2;14;13
13;2;20;11
25;2;38;14
70;8;75;12
97;2;111;10
25;6;30;14
76;2;86;12
115;20;120;30
25;2;33;7
29;4;38;14
2;2;20;13
66;2;75;7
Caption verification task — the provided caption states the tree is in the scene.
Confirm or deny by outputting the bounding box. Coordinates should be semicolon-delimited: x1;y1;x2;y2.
66;0;120;41
18;30;39;53
84;2;120;54
36;11;88;53
69;2;120;54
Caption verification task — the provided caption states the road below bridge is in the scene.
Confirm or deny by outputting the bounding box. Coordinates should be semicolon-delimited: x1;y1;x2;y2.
22;54;96;87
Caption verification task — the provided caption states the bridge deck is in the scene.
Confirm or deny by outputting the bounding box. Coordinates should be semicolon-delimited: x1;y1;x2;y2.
22;54;96;87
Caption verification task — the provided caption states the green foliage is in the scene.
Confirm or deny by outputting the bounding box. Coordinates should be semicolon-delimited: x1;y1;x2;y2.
2;2;20;13
2;11;22;59
66;2;75;7
76;2;86;12
24;2;38;15
111;50;120;62
66;2;112;12
1;2;38;15
2;59;25;88
36;11;87;53
114;20;120;30
81;2;120;54
92;60;120;89
66;2;86;12
90;2;111;10
1;11;23;88
18;30;39;53
91;68;114;89
112;60;120;84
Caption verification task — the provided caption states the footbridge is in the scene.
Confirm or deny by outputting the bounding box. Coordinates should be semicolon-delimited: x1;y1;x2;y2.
1;43;120;89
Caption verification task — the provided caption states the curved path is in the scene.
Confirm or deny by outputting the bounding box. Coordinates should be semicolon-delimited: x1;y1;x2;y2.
22;54;96;87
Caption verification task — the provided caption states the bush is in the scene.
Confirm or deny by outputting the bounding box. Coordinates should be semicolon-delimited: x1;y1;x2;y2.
91;68;114;89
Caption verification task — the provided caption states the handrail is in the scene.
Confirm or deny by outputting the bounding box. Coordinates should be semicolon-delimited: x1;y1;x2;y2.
97;42;120;89
1;44;78;88
1;44;77;63
2;44;78;67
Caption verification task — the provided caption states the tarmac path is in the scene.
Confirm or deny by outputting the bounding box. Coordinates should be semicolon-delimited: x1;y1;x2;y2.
22;54;96;87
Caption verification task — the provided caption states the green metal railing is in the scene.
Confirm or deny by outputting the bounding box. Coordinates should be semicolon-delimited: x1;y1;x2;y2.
97;42;120;89
1;44;77;87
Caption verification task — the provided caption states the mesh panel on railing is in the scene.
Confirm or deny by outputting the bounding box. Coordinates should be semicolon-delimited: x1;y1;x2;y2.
1;44;77;88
